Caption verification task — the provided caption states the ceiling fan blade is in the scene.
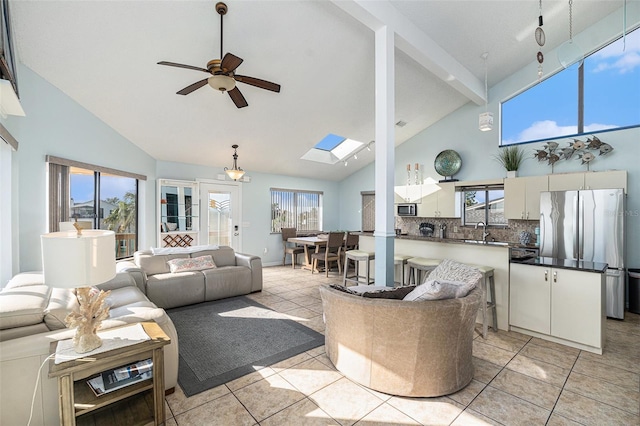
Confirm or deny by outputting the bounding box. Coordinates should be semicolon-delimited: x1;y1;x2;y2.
234;75;281;93
158;61;210;74
176;79;209;95
221;53;243;73
228;87;248;108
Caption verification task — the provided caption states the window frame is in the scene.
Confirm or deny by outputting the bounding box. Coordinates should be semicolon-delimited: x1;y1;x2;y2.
500;27;640;146
460;185;506;228
46;156;145;259
270;188;323;234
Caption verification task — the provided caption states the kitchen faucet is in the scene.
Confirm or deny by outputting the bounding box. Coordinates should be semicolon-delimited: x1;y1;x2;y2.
475;222;490;242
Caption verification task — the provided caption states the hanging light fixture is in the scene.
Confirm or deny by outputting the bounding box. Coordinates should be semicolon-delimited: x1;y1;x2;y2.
225;144;245;180
557;0;583;69
535;0;546;81
479;52;493;132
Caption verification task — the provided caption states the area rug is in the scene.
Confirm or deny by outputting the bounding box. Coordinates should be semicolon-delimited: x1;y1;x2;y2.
166;296;325;397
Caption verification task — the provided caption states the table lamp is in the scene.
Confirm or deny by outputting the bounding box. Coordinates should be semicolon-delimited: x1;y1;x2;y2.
41;228;116;353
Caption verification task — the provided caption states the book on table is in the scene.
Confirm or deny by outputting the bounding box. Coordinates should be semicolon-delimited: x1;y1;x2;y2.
87;358;153;397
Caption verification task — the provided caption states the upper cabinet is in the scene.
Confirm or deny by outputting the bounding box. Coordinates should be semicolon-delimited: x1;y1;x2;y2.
504;175;549;220
158;179;199;247
548;170;627;193
417;182;459;218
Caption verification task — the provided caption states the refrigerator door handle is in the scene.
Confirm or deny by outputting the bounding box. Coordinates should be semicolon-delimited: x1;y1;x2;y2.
576;193;583;260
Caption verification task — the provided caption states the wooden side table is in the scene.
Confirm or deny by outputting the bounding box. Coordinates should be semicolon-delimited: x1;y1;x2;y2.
48;322;170;426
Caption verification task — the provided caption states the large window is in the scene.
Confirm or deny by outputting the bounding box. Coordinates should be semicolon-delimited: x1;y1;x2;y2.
461;186;506;227
271;188;322;233
501;28;640;145
47;156;145;259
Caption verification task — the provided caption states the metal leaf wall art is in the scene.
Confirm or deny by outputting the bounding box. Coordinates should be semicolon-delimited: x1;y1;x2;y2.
534;136;613;171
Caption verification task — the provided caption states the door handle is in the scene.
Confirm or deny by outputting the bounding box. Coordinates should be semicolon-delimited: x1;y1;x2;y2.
553;271;557;282
544;270;548;281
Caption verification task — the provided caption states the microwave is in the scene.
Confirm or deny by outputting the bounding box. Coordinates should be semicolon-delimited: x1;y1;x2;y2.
397;203;417;216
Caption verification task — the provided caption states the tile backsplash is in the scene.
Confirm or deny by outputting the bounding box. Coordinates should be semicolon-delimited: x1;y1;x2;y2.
395;217;539;245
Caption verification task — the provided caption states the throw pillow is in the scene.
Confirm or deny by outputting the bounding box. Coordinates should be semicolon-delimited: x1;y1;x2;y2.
167;255;216;273
403;279;473;301
425;258;482;286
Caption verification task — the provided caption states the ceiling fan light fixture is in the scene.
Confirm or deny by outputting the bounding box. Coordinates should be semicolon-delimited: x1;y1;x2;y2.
208;74;236;92
225;144;245;180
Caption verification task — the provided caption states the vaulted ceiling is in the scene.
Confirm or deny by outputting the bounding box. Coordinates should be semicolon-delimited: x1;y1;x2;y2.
11;1;625;181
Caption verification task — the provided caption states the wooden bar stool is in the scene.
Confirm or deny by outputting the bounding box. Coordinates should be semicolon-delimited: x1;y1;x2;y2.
343;250;375;286
407;257;441;285
467;264;497;338
394;255;412;286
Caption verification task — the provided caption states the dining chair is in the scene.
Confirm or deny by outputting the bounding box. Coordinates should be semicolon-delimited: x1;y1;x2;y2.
311;231;344;277
341;232;359;269
281;227;304;269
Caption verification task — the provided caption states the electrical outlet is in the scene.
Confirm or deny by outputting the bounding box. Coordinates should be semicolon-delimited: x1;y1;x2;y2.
454;226;459;233
263;248;268;254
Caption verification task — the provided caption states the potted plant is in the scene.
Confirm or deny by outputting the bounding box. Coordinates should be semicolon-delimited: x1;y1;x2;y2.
494;146;526;178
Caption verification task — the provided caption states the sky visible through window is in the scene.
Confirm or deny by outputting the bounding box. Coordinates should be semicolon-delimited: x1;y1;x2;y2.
501;28;640;145
71;173;135;203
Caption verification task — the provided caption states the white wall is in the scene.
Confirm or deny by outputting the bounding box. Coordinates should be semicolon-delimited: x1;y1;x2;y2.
340;6;640;267
1;65;157;273
156;161;340;266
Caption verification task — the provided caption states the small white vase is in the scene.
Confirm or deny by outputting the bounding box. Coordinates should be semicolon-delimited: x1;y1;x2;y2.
506;170;518;178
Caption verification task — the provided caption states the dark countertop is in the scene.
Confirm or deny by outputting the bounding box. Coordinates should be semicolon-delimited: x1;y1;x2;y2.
357;232;535;249
510;256;608;273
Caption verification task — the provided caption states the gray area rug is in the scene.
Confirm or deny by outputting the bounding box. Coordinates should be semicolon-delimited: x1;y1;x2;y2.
167;296;325;397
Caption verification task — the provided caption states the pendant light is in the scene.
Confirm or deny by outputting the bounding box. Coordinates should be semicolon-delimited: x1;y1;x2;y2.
479;52;493;132
557;0;583;69
225;144;245;180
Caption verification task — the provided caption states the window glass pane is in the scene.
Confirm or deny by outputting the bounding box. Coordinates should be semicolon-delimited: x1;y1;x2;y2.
101;173;137;258
464;190;484;225
584;30;640;131
501;69;578;145
69;166;95;227
487;189;506;226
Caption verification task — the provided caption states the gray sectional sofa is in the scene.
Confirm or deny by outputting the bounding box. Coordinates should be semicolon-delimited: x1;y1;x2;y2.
119;245;263;309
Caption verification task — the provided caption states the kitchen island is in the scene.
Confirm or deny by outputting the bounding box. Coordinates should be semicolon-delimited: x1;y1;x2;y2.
357;234;511;331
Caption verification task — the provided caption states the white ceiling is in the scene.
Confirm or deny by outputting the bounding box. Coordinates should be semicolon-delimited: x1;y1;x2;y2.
11;0;624;181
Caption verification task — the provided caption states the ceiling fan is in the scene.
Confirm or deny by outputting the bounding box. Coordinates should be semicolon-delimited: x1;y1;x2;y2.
158;2;281;108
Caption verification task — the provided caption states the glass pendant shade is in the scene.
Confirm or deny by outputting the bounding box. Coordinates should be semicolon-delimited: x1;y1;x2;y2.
208;75;236;92
479;112;494;132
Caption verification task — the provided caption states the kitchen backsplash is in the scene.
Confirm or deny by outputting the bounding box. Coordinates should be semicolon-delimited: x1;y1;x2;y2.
395;217;539;245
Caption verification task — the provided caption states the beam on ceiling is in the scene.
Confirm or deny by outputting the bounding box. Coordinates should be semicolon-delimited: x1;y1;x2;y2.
331;0;486;105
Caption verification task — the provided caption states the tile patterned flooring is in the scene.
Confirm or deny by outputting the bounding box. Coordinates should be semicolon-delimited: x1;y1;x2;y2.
164;265;640;426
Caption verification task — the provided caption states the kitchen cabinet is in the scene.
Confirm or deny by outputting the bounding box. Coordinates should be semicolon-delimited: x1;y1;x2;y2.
548;170;627;193
417;182;458;217
504;175;548;220
158;179;199;247
510;263;604;352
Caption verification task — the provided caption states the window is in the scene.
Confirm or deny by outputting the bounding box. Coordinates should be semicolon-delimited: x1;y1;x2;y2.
461;186;506;227
271;188;322;233
361;191;375;232
501;28;640;145
47;156;145;259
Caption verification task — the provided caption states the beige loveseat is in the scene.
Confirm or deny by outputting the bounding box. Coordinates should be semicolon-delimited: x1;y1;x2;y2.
0;271;179;425
319;285;481;397
119;245;263;309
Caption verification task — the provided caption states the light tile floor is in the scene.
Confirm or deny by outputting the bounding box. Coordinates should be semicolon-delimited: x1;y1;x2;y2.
165;265;640;426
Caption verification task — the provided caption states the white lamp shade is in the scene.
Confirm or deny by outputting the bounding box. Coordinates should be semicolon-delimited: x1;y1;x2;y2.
41;230;116;288
225;168;245;180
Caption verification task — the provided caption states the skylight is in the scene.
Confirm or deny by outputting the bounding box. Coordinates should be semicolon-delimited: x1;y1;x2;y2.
301;133;364;165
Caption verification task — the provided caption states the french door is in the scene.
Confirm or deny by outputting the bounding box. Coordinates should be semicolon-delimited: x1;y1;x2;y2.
198;181;241;251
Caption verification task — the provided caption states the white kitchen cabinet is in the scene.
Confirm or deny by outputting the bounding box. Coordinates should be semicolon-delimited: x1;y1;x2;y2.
504;175;548;220
417;182;458;217
509;262;604;352
548;170;627;193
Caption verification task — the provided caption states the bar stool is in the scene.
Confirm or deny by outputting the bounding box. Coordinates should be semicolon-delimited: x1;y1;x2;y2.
468;264;497;338
343;250;375;286
394;255;412;286
407;257;441;285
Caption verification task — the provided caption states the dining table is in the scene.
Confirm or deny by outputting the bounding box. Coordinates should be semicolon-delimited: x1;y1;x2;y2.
287;236;329;271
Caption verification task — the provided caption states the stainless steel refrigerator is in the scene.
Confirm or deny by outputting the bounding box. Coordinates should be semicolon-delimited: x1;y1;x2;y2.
539;189;625;319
